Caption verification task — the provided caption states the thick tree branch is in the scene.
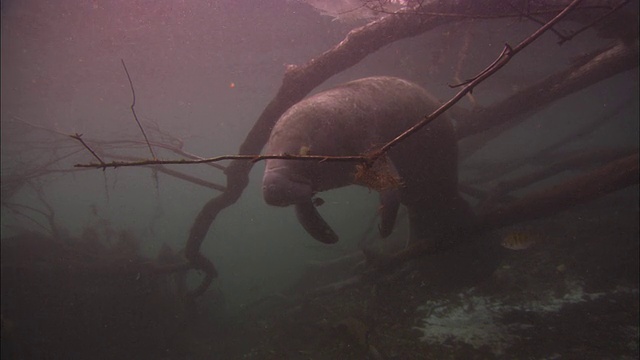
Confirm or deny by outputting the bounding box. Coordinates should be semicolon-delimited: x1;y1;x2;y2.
477;151;639;229
457;39;639;159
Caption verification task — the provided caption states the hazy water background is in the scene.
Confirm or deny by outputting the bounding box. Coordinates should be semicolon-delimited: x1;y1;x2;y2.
1;0;637;316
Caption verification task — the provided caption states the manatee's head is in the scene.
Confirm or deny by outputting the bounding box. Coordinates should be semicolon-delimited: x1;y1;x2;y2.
262;158;340;244
262;159;314;207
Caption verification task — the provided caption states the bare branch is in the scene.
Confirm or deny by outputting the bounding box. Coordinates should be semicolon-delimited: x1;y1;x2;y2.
506;1;570;42
463;95;636;185
69;133;106;166
121;59;157;160
74;153;367;169
2;202;54;236
558;0;632;44
96;153;226;191
457;39;638;155
476;147;637;212
477;151;639;229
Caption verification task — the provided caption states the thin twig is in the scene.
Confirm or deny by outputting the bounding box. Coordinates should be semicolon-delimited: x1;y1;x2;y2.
10;115;70;138
121;59;157;160
3;202;52;235
452;23;478;106
507;1;570;42
82;138;227;170
74;153;367;168
558;0;632;45
98;152;227;191
449;44;511;89
70;133;105;166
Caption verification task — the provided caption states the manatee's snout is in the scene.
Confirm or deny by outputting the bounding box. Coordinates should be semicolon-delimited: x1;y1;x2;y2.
263;164;338;244
262;167;313;206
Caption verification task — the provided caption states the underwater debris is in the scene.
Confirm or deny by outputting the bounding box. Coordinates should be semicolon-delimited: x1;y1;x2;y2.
157;243;181;264
500;230;539;250
1;313;14;336
414;280;638;356
333;316;384;360
109;229;141;261
312;197;325;207
334;316;369;348
353;156;403;192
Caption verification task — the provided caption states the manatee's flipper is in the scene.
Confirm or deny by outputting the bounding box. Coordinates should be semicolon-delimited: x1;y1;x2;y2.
378;188;400;238
295;200;339;244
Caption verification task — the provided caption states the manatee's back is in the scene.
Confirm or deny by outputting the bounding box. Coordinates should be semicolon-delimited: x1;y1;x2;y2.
335;77;464;243
268;77;448;153
266;76;459;202
266;76;468;243
337;77;459;206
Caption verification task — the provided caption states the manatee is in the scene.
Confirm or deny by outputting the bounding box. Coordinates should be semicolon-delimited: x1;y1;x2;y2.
262;76;471;247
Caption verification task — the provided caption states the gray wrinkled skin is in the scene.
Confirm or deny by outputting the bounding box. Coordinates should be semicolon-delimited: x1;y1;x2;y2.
262;76;470;245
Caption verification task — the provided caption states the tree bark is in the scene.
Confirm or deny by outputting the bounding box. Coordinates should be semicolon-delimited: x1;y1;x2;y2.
458;40;639;159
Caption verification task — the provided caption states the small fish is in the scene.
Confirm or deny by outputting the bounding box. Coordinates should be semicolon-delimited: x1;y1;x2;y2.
312;197;325;207
501;231;537;250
